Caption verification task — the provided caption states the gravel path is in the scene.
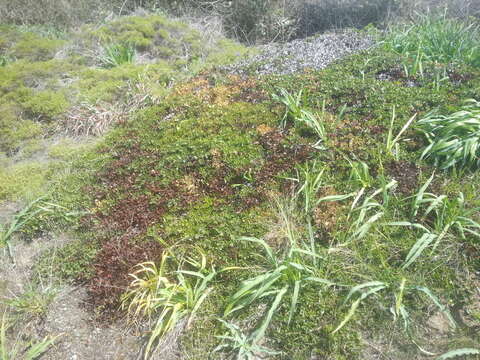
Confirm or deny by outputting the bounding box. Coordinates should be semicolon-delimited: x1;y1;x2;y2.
224;30;374;76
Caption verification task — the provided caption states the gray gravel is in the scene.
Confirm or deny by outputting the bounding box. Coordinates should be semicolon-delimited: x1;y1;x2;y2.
223;30;374;76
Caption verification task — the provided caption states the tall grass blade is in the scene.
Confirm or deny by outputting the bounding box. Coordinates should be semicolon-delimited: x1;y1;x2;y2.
402;233;437;269
252;287;287;343
436;348;480;359
411;285;456;328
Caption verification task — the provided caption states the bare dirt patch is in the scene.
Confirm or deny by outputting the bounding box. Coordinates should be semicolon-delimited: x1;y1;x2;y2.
0;227;142;359
42;286;140;360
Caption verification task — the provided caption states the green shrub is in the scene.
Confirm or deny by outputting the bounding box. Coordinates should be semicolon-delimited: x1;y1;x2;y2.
0;55;10;67
0;104;42;154
9;32;65;61
0;162;51;202
0;60;78;95
23;90;70;121
85;15;202;60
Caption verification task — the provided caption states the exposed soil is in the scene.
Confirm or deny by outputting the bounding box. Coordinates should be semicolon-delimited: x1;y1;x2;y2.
0;227;142;359
42;286;140;360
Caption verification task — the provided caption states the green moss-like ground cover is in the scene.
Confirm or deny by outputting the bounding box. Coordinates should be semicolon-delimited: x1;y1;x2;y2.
34;48;480;358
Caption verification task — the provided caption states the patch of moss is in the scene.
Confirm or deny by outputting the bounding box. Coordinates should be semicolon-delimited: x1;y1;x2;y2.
84;15;200;59
156;198;267;265
23;90;70;121
0;26;65;62
10;32;65;61
47;139;95;160
204;39;252;67
0;103;42;154
74;61;173;102
81;14;249;72
0;161;51;202
0;59;77;94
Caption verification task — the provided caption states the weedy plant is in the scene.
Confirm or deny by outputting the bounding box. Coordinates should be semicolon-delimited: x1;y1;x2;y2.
435;348;480;360
0;55;11;67
222;185;338;352
401;47;425;78
2;284;57;320
224;235;334;322
388;173;480;268
384;14;480;68
213;319;280;360
294;162;354;220
347;158;373;189
346;179;397;242
333;277;456;340
416;99;480;170
0;312;57;360
0;197;69;265
122;250;216;359
272;88;326;148
385;106;416;160
99;43;136;68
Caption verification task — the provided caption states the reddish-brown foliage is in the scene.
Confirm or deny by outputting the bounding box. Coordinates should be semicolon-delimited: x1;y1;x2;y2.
87;235;163;314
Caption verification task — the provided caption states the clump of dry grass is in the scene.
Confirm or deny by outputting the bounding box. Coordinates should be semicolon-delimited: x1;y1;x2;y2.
61;79;158;136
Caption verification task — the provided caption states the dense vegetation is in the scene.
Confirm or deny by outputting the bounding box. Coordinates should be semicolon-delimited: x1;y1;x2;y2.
0;5;479;360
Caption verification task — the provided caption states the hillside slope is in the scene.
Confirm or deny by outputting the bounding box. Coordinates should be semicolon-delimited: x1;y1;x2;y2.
1;13;479;360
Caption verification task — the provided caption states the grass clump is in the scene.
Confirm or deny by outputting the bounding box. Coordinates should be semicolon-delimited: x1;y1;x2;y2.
417;99;480;170
2;284;57;320
99;43;136;68
214;318;279;359
333;277;456;335
0;55;10;67
123;250;216;359
389;174;480;269
384;14;480;69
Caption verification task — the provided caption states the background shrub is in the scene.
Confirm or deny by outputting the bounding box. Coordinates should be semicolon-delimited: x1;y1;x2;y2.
291;0;398;38
0;0;479;44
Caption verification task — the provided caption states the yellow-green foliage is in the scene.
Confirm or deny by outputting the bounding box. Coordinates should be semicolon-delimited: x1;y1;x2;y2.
82;14;250;70
86;15;202;60
74;62;172;102
0;26;65;61
0;60;75;152
0;161;51;202
205;39;251;66
10;33;65;61
23;90;69;121
0;60;77;94
0;103;42;153
48;138;95;160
